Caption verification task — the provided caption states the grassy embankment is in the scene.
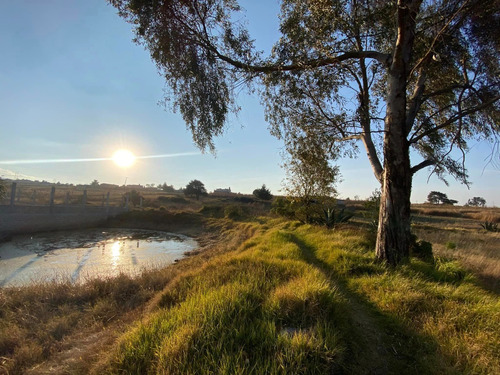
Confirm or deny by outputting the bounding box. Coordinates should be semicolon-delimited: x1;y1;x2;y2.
1;201;499;374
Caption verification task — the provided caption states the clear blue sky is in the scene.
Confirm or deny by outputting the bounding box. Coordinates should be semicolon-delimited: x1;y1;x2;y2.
0;0;498;205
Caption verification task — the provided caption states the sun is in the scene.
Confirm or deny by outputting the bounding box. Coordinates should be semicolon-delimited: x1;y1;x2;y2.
112;149;136;168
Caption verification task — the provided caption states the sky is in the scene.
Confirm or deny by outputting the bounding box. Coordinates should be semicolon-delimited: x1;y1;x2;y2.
0;0;498;205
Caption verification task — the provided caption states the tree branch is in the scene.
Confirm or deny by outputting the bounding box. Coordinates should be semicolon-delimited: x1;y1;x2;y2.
211;49;392;73
411;159;435;174
409;0;471;76
406;70;426;135
409;95;500;144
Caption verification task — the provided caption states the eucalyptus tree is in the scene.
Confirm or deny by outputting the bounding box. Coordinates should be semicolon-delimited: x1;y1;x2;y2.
110;0;500;265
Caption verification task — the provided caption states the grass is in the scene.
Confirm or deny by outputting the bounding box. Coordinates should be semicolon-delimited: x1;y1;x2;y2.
95;220;498;374
412;222;500;292
1;206;499;374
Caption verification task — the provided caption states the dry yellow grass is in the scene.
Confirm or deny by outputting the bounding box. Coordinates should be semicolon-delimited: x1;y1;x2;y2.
411;205;500;292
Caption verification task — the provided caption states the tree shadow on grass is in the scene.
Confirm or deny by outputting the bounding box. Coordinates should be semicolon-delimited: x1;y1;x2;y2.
287;232;460;375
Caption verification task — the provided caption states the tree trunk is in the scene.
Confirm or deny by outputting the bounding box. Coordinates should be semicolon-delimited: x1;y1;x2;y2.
375;64;413;265
374;0;420;265
375;137;412;265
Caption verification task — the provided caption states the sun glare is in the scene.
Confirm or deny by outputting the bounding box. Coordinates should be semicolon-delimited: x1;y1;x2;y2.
112;149;136;168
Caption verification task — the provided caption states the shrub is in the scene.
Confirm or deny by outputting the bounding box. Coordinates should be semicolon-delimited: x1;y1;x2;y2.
199;204;224;218
445;241;457;250
224;205;248;220
410;236;433;260
271;197;296;219
233;196;254;204
124;190;142;206
158;196;188;204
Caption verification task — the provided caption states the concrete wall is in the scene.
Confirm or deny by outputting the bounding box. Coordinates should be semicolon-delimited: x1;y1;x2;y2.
0;205;128;239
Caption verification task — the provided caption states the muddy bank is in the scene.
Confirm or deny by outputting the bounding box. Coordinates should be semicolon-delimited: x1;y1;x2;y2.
105;210;205;237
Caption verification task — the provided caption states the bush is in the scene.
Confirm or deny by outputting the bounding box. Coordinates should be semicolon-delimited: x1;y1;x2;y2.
271;197;296;219
158;196;188;204
445;241;456;250
224;205;248;220
233;196;255;204
124;190;142;206
199;204;224;218
410;235;433;260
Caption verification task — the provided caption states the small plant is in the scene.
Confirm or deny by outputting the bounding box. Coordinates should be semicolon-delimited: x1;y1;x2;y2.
445;241;457;250
320;207;354;229
480;221;498;232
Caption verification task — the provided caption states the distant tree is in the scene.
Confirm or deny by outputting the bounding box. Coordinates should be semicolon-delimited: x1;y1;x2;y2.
466;196;486;207
161;182;175;192
90;179;100;187
253;184;273;201
427;191;458;205
126;190;142;206
282;142;339;223
184;180;207;200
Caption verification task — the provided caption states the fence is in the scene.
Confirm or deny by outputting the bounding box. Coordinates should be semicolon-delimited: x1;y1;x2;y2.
0;182;132;237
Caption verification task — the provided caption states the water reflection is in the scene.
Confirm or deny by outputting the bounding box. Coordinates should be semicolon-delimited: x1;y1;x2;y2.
0;229;198;287
111;241;121;267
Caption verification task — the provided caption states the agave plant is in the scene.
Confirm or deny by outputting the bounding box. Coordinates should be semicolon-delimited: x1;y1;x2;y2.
480;221;498;232
322;207;354;229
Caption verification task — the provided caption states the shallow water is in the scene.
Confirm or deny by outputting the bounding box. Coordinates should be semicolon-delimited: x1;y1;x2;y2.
0;228;198;287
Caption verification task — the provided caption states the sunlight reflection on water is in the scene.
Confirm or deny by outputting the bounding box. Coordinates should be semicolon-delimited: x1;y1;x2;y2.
0;228;198;287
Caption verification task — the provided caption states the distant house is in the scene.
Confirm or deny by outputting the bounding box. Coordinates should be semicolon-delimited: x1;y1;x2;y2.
213;187;232;195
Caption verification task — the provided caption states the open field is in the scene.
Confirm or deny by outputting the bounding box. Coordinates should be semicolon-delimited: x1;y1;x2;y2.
0;200;499;374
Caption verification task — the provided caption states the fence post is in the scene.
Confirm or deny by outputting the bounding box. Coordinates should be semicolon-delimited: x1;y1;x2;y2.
10;182;16;207
82;190;87;211
125;193;129;210
49;186;55;213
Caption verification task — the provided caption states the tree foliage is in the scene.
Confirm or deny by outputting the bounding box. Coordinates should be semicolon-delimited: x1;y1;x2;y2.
427;191;458;205
184;179;207;200
253;184;273;201
466;196;486;207
110;0;499;264
160;182;176;192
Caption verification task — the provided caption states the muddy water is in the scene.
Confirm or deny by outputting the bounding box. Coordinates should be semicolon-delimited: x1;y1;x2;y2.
0;228;198;287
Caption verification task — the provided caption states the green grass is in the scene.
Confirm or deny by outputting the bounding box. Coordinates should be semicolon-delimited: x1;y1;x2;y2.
99;220;499;374
1;213;499;374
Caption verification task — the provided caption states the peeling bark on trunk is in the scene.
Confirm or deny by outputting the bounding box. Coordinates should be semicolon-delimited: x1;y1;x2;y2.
375;62;413;265
375;0;420;265
375;132;412;265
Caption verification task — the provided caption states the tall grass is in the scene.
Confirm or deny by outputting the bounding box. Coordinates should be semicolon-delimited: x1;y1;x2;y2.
2;214;499;374
99;220;500;374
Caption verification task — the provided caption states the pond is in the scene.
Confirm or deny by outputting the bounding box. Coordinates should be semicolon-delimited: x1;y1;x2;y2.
0;228;198;287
